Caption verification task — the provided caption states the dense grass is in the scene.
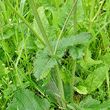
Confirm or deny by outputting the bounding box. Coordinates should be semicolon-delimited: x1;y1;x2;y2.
0;0;110;110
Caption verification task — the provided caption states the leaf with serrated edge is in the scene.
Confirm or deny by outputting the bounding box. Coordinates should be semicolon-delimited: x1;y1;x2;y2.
34;32;91;79
69;45;84;60
34;48;57;79
79;57;103;70
84;66;109;93
56;32;92;58
7;89;50;110
79;96;110;110
100;52;110;66
79;96;100;108
33;6;56;48
0;28;15;40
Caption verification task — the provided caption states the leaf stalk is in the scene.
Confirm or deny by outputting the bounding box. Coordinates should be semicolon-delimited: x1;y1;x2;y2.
54;0;78;54
70;0;77;103
55;0;59;11
28;0;53;54
55;64;66;108
28;0;66;108
70;60;76;103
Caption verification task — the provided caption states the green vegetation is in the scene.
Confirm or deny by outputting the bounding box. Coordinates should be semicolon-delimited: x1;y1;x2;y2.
0;0;110;110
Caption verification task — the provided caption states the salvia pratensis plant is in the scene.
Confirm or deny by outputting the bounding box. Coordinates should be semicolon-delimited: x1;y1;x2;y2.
1;0;110;110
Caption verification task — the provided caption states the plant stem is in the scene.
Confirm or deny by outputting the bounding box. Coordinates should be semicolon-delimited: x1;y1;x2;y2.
54;0;78;54
55;0;59;11
73;0;77;35
4;0;45;46
49;82;61;107
28;0;53;53
55;64;66;108
29;0;66;108
70;0;77;103
70;60;76;103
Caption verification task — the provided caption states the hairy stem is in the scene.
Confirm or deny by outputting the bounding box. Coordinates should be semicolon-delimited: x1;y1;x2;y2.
55;64;66;108
70;0;77;103
70;60;76;103
73;0;77;35
49;82;61;107
28;0;53;53
29;0;66;108
54;0;78;54
55;0;59;11
4;0;45;46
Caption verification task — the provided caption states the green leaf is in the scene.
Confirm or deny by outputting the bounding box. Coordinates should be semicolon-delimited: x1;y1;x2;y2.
67;104;76;110
0;28;15;40
79;96;110;110
19;0;26;16
74;86;88;95
60;66;82;85
84;66;109;93
40;0;55;9
34;32;91;79
69;45;84;60
34;48;57;79
60;66;71;84
63;84;71;102
25;37;37;50
42;82;59;104
33;6;56;48
79;96;100;108
79;57;103;70
58;1;73;29
77;0;84;21
0;47;7;63
3;84;16;96
40;70;50;80
56;32;92;58
90;101;110;110
100;30;110;49
7;89;50;110
42;72;51;87
0;60;5;75
58;0;84;29
67;103;81;110
52;11;60;30
41;71;60;104
100;52;110;66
